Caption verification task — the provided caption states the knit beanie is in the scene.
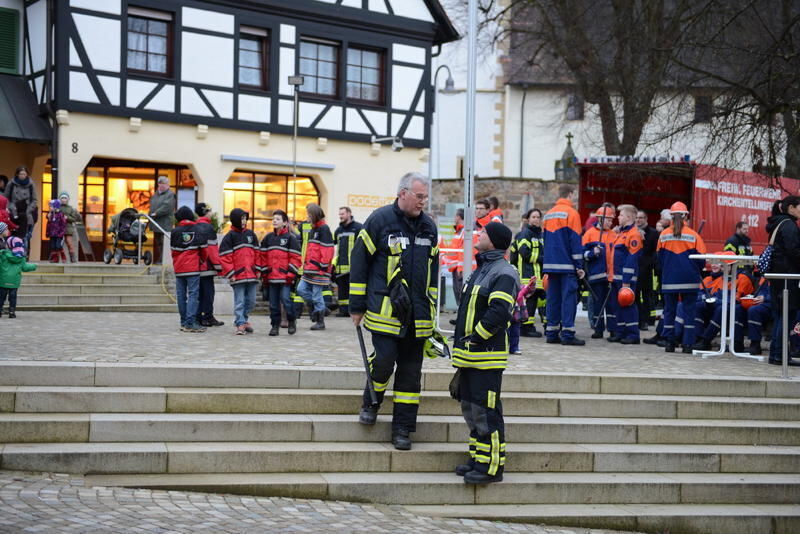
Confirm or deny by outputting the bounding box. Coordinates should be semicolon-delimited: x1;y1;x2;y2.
195;202;211;217
0;222;7;235
484;222;512;251
229;208;248;230
58;191;70;201
175;206;195;222
8;236;25;256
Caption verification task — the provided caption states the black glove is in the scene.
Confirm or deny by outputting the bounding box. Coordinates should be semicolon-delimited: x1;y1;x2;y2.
389;277;412;326
449;368;461;400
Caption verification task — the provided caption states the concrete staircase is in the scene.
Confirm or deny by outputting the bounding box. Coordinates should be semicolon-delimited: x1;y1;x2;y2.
1;361;799;533
16;263;175;312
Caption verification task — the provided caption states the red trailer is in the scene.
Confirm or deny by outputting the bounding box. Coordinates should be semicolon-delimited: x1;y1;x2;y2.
577;162;800;253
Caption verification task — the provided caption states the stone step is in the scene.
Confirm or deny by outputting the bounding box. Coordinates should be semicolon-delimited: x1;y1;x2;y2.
403;504;800;534
3;442;798;475
14;304;176;313
1;414;798;445
17;284;166;295
3;386;799;421
15;294;174;306
81;472;800;505
1;362;797;398
21;274;160;285
32;264;156;275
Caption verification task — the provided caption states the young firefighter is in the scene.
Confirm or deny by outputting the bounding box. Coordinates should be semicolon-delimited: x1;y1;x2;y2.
609;204;643;344
219;208;260;335
170;206;209;333
581;206;617;339
260;209;301;336
656;202;707;353
452;222;520;484
194;203;224;327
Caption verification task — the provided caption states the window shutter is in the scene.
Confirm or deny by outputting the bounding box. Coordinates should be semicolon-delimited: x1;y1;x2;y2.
0;8;20;75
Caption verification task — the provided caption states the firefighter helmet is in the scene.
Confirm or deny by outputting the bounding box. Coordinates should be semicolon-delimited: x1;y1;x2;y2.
740;296;759;310
670;201;689;214
617;286;635;307
717;250;737;264
595;206;615;219
424;329;451;359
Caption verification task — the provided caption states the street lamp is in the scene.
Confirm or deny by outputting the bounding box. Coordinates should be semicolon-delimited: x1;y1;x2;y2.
427;64;457;212
288;75;305;178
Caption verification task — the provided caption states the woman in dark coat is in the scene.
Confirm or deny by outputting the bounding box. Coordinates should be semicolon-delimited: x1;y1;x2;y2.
765;195;800;365
3;166;38;256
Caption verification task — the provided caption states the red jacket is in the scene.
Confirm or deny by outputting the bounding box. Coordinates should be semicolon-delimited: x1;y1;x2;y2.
195;216;221;276
0;196;18;232
219;226;260;284
301;219;334;285
259;226;301;284
170;220;209;277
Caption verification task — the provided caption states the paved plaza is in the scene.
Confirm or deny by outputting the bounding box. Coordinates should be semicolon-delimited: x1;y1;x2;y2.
1;309;797;379
0;471;637;533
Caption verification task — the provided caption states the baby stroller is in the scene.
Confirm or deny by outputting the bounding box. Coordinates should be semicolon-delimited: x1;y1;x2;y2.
103;207;153;265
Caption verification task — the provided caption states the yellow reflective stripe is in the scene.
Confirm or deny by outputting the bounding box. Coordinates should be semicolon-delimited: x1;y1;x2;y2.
489;291;514;305
350;282;366;295
465;285;481;336
475;322;492;340
489;430;501;475
474;442;491;452
358;229;376;255
366;310;401;326
392;391;420;405
373;379;389;392
487;390;496;409
380;296;392;316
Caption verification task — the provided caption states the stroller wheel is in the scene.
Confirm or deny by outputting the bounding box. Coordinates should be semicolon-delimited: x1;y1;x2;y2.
143;251;153;266
103;249;113;264
113;248;123;264
133;256;139;265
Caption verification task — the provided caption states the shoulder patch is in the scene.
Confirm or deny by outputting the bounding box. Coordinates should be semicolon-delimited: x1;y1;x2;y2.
181;232;195;243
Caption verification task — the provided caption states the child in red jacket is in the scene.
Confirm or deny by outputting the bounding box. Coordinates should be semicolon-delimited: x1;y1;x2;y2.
259;209;302;336
171;206;209;333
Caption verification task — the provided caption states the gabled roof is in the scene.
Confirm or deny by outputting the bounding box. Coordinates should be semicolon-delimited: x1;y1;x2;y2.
0;75;51;144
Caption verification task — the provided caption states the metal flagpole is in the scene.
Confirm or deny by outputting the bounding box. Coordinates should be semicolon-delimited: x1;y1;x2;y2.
462;0;478;280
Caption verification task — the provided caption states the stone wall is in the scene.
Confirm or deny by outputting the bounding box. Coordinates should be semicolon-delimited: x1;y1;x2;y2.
432;177;573;224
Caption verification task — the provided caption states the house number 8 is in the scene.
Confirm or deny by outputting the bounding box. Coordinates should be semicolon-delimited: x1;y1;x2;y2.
71;143;79;153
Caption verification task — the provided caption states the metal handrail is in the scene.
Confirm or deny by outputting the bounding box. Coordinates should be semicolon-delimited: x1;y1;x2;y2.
764;273;800;380
135;213;169;266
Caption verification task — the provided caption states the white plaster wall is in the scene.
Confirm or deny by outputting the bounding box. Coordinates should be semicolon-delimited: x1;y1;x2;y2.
72;14;121;72
26;0;47;74
55;112;430;228
181;32;234;88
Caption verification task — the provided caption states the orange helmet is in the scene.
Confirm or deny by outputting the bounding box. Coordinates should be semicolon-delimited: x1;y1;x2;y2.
542;274;549;292
670;201;689;214
717;250;737;265
617;287;636;307
595;206;614;219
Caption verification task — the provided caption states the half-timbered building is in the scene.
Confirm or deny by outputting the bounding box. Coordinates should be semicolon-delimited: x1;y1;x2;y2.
0;0;457;259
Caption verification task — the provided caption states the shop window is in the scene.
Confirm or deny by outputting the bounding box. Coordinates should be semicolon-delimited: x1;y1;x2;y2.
0;7;20;74
239;27;269;90
346;47;384;104
223;172;320;236
127;7;173;77
299;38;339;98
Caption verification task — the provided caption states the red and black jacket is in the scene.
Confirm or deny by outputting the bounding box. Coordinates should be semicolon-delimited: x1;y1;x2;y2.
219;226;259;284
301;219;335;284
259;227;301;284
195;216;221;277
170;220;209;277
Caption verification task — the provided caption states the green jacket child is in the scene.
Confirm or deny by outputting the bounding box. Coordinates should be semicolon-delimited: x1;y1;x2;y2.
0;249;37;289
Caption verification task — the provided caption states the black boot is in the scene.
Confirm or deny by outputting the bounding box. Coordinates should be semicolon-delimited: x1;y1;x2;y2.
269;325;279;336
455;462;475;476
207;315;224;327
8;309;16;319
749;342;762;356
463;470;503;484
733;340;745;353
681;344;694;354
591;331;604;339
391;428;412;450
358;406;378;425
310;315;325;330
643;334;661;345
287;320;297;335
693;338;711;351
664;341;676;353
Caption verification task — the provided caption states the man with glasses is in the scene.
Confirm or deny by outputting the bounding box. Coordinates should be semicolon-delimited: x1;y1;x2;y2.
350;172;439;451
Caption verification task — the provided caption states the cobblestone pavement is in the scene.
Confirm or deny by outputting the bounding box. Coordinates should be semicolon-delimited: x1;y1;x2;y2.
1;310;797;378
0;471;638;534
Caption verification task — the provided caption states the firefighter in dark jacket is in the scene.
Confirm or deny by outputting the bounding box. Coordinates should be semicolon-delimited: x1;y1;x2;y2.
170;206;209;333
333;206;363;317
350;172;439;451
724;221;753;257
452;222;520;484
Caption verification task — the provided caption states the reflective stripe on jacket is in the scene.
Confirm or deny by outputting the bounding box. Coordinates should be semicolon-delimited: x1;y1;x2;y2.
582;225;616;283
656;226;707;292
612;224;642;285
333;219;363;275
543;198;583;274
260;227;301;284
170;220;209;277
218;227;259;284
